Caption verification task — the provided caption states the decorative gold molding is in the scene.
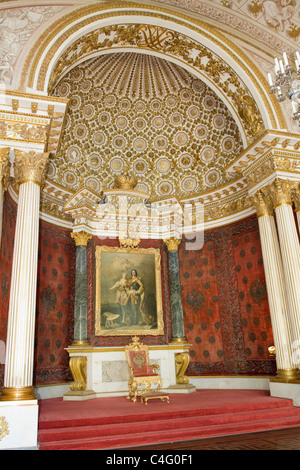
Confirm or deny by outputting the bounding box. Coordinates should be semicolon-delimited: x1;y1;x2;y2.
163;237;181;251
175;352;190;385
0;417;9;442
71;230;92;246
0;386;36;401
119;236;141;248
14;150;49;187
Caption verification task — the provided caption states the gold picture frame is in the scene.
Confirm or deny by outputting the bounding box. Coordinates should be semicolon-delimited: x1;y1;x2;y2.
95;245;164;336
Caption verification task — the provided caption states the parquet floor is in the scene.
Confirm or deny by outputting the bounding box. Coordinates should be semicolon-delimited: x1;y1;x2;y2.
127;427;300;450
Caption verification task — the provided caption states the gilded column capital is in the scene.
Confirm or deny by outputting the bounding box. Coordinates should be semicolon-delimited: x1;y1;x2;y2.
0;147;11;191
71;230;92;246
268;178;298;209
292;183;300;212
14;150;49;186
252;190;274;218
163;237;181;251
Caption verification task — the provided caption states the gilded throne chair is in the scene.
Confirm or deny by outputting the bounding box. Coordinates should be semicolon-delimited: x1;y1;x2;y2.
125;336;162;402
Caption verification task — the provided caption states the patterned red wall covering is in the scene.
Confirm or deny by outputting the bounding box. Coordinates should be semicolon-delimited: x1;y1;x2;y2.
179;216;276;376
33;220;75;385
0;195;16;387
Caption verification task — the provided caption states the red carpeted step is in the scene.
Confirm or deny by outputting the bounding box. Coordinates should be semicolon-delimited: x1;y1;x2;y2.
38;400;300;450
38;413;300;451
38;392;295;430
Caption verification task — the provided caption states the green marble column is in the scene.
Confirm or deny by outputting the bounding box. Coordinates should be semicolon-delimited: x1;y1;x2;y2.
164;238;187;344
71;231;92;346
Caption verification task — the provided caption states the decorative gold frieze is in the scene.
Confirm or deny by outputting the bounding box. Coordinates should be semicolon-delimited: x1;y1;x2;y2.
71;230;92;246
14;150;49;186
0;112;50;144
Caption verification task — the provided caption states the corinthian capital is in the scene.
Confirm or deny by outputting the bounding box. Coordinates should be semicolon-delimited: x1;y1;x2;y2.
14;150;49;186
163;237;181;251
71;231;92;246
0;148;11;190
292;183;300;212
252;189;273;218
267;178;298;208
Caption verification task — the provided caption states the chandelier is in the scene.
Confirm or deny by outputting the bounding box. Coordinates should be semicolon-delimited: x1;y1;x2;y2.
268;52;300;125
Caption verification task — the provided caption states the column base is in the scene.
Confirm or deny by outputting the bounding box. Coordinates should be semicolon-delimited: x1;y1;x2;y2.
0;386;36;401
63;390;97;401
169;337;188;345
270;368;300;384
166;383;197;394
70;340;90;347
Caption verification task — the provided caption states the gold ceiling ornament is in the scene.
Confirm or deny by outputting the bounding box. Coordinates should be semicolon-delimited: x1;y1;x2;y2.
48;23;263;141
71;230;92;246
114;169;138;191
50;52;243;201
14;150;49;187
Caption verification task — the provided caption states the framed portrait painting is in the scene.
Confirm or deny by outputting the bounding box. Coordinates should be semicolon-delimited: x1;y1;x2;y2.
95;245;164;336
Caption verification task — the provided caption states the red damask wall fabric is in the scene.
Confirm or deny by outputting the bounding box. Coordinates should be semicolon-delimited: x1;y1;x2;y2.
0;196;16;386
34;221;75;385
179;216;276;376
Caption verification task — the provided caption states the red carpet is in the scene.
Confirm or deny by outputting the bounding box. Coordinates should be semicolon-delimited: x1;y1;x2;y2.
38;390;300;450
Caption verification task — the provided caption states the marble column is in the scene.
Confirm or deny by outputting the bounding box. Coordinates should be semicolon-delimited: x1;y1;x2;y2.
268;179;300;380
70;231;92;346
253;189;296;379
0;148;11;249
0;150;49;401
163;237;187;344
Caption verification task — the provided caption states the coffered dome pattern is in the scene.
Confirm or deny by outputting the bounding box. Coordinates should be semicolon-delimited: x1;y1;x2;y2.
51;52;244;199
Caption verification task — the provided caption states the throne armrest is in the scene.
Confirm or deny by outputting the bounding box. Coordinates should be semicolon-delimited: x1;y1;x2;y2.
148;364;160;373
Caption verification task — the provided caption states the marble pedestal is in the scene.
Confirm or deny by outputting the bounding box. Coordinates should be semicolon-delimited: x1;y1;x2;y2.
64;344;196;400
0;400;38;449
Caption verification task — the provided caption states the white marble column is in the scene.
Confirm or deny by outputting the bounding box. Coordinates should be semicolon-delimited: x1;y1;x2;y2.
0;148;11;249
253;189;296;378
268;179;300;380
0;150;49;401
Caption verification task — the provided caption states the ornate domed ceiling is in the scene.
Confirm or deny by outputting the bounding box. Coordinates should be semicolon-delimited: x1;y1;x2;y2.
50;52;244;200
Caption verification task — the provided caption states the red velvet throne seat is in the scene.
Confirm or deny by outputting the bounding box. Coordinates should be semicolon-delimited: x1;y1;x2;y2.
125;336;162;402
